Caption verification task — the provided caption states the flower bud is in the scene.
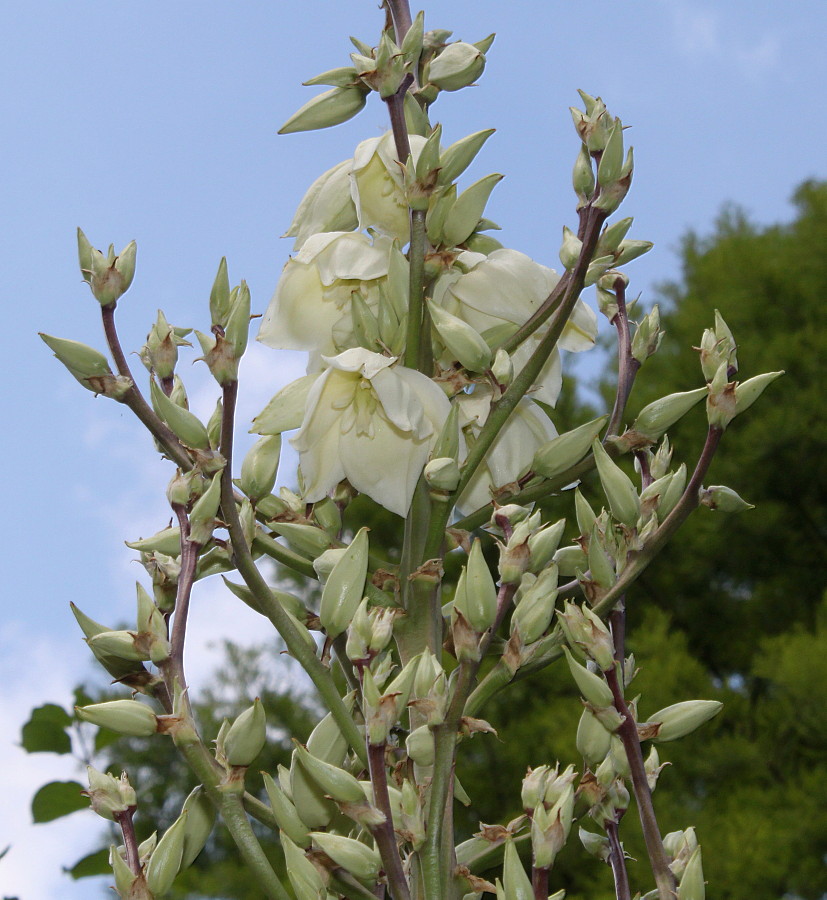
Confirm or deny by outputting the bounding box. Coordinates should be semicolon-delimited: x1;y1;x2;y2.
576;708;612;766
81;234;137;306
39;333;114;392
699;484;754;513
592;439;640;527
438;128;496;186
646;700;723;743
109;844;140;897
426;183;457;245
126;526;182;557
574;489;597;536
188;472;223;546
502;837;533;899
145;810;187;896
511;567;558;644
83;767;136;820
453;539;498;633
631;304;664;364
406;724;435;766
271;521;332;559
76;700;158;737
140;310;191;380
262;772;310;848
424;456;461;492
179;786;216;871
428;300;492;372
553;543;587;576
239;434;281;503
441;174;503;248
427;40;487;92
573;144;595;208
699;309;737;381
533;416;608;481
150;379;210;450
631;388;707;442
527;520;565;572
734;371;784;417
531;785;574;869
579;827;611;862
223;698;266;766
559;225;583;270
562;647;614;707
319;527;369;638
310;832;381;884
279;85;369;134
558;600;615;671
586;524;617;594
677;846;705;900
294;741;365;803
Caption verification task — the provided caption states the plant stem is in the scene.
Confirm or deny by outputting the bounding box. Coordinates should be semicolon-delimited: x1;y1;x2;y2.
386;0;413;40
368;742;411;900
605;278;640;438
532;865;549;900
114;807;141;875
218;381;368;766
167;503;200;694
252;532;318;579
605;664;675;900
405;209;428;371
100;303;193;470
175;737;290;900
605;821;632;900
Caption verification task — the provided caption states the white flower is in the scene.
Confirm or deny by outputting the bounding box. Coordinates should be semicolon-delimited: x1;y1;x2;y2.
455;386;558;514
435;248;598;406
291;348;450;517
257;232;403;357
284;159;358;251
351;132;427;243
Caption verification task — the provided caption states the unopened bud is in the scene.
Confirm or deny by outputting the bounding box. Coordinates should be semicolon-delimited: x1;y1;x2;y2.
699;484;754;513
319;527;369;638
76;700;158;737
427;40;487;92
279;85;369;134
223;698;266;767
145;811;188;896
646;700;723;743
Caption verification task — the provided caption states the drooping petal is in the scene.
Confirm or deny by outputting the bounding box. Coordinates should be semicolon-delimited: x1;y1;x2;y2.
559;299;598;352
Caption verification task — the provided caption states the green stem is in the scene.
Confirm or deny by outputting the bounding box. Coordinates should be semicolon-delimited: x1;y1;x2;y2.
174;735;289;900
405;209;428;371
219;381;368;767
252;532;318;579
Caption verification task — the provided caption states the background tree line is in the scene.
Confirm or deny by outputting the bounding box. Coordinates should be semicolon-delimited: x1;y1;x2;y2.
23;180;827;899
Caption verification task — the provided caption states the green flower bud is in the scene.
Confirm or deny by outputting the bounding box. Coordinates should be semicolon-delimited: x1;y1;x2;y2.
139;310;191;380
665;827;699;877
223;698;266;766
145;810;187;896
659;462;686;519
562;647;614;706
614;238;653;265
279;85;369;134
76;700;158;737
631;304;664;364
86;629;150;663
126;526;182;557
453;539;498;633
319;527;369;638
424;456;461;492
83;237;137;306
576;708;612;766
574;488;597;536
527;520;565;572
443;173;503;247
734;371;784;417
188;472;223;546
631;388;707;442
502;837;533;900
592;438;640;527
559;225;583;270
405;723;435;766
39;333;115;393
593;146;633;212
427;41;487;92
294;741;365;803
532;785;574;869
646;700;723;743
303;66;359;87
270;521;332;559
511;567;558;644
310;832;381;884
426;183;457;245
597;120;624;187
553;543;587;576
83;767;136;820
262;772;311;848
573;144;595;208
677;846;705;900
179;786;216;871
558;600;615;670
533;416;608;480
438;128;496;186
699;484;754;512
579;827;611;862
109;844;140;897
428;299;492;372
586;524;617;594
150;379;210;450
699;309;737;381
223;280;251;360
239;434;281;502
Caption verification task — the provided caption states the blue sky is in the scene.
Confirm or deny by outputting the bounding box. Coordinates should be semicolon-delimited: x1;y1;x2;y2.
2;1;825;896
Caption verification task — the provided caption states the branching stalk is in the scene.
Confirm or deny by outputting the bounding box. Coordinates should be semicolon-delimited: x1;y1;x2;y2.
113;807;141;875
218;381;368;766
606;821;632;900
605;278;641;438
368;742;411;900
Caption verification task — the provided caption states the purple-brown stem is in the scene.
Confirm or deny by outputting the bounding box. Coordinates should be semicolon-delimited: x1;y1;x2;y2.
532;865;549;900
113;806;141;875
368;742;411;900
166;502;200;695
605;278;641;439
606;821;632;900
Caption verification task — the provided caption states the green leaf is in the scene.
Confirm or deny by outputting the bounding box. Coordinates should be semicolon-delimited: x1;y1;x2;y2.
31;781;87;823
66;847;111;879
20;703;73;754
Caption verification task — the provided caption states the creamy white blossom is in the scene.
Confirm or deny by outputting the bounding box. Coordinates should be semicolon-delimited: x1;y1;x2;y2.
351;132;427;243
257;232;404;357
291;348;450;516
434;248;597;406
456;385;558;514
284;159;358;251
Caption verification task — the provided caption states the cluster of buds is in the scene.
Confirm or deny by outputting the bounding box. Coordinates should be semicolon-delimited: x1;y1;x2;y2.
77;228;137;307
194;259;251;386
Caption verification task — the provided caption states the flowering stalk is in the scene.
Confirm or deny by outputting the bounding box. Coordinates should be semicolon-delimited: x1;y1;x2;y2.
605;277;640;437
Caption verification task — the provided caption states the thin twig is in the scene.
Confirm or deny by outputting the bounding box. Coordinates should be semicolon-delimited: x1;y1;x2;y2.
113;807;141;875
606;821;632;900
368;742;411;900
605;277;641;438
167;503;199;693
